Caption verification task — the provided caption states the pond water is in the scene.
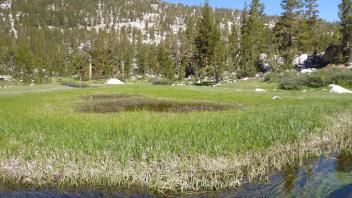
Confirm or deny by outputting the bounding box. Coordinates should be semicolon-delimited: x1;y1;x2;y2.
1;152;352;198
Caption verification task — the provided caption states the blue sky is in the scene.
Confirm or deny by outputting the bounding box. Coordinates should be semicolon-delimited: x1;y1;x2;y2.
164;0;340;22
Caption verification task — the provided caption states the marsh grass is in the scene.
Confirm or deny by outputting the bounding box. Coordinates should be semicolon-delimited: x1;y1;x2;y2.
1;114;351;193
1;81;352;193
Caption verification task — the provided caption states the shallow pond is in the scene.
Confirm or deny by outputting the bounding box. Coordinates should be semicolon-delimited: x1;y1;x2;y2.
1;152;352;197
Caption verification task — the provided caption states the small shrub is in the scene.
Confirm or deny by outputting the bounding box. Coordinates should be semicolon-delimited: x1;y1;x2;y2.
323;68;352;86
337;80;352;88
277;68;352;90
305;75;324;87
263;72;280;83
279;73;303;90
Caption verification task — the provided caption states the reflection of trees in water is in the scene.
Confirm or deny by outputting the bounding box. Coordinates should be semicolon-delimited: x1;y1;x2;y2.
336;151;352;173
282;160;300;196
281;156;317;196
301;156;317;179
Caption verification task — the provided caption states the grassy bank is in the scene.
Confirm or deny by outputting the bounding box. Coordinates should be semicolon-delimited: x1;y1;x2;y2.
1;81;352;192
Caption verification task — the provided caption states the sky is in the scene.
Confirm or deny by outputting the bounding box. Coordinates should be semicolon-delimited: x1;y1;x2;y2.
164;0;340;22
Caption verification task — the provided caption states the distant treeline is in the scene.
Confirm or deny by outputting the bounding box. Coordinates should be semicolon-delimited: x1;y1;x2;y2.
0;0;350;82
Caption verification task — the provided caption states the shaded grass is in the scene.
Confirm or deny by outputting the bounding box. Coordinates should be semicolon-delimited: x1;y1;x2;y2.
1;81;352;192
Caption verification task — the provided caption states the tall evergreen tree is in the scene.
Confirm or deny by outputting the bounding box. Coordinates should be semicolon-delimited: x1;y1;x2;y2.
305;0;319;51
339;0;352;63
239;0;265;77
298;0;319;53
194;0;217;79
228;22;239;72
157;41;174;80
208;21;222;82
275;0;303;66
213;23;226;82
182;16;196;78
136;43;150;75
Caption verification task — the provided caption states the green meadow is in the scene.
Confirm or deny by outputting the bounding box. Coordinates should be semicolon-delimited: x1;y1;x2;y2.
1;81;352;192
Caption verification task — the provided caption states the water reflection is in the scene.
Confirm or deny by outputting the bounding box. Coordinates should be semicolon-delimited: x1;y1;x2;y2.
1;152;352;198
336;151;352;173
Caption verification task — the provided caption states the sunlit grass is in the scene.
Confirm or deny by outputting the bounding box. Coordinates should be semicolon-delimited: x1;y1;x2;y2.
0;80;352;192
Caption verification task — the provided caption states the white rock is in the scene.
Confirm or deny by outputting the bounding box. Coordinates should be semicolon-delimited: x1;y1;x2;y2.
255;88;266;93
299;54;309;65
329;84;352;94
302;89;307;93
107;79;124;85
242;77;249;81
301;68;316;74
272;96;281;100
0;75;12;81
259;53;268;61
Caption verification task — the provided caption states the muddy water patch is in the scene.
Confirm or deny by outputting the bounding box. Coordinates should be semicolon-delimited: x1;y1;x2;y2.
77;93;237;113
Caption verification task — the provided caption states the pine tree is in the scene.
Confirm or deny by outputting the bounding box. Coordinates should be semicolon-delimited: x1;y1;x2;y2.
239;0;265;77
298;0;319;53
182;16;196;78
339;0;352;63
305;0;319;51
106;32;122;77
136;41;149;75
157;41;174;80
239;4;251;76
208;21;222;82
275;0;303;66
194;0;216;79
228;22;239;72
120;30;134;77
213;22;226;82
71;50;90;81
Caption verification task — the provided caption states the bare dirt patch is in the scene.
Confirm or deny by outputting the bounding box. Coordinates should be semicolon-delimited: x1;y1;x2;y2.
78;93;235;113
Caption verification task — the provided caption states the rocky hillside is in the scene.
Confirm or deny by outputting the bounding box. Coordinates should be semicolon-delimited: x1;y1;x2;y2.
0;0;340;81
0;0;278;43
